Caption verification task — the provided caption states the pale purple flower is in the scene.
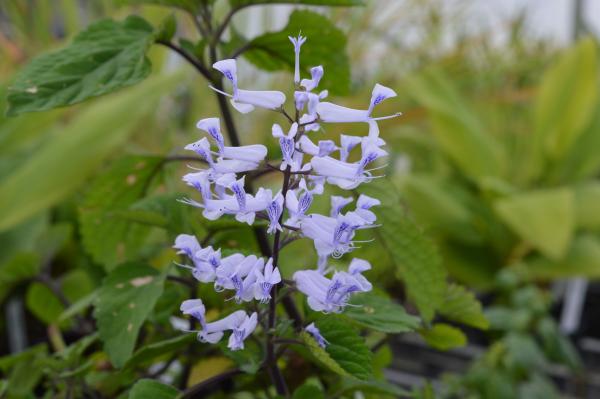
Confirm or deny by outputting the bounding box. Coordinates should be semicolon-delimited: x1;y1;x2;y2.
344;258;373;291
266;192;284;234
228;312;258;351
191;247;226;283
339;134;362;162
310;139;388;190
215;255;263;303
174;235;226;283
286;179;317;227
354;194;381;224
305;322;328;348
181;184;273;224
272;123;298;170
197;117;225;153
293;262;372;313
330;196;353;217
185;137;214;165
182;170;212;201
254;258;281;303
295;91;326;131
184;136;267;175
300;66;324;92
289;34;307;84
298;136;337;157
180;299;257;350
300;213;368;260
212;59;286;113
316;83;400;123
173;234;201;259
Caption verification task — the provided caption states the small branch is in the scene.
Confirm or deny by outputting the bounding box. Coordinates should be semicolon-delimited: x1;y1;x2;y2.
299;118;318;127
274;338;303;346
36;274;71;308
212;7;241;47
167;275;197;289
278;107;295;123
142;155;205;196
156;39;212;80
229;42;252;59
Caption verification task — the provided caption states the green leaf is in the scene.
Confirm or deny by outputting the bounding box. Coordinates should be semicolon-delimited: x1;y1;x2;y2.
494;187;574;260
0;252;40;302
399;174;480;244
36;223;72;262
94;262;165;368
129;379;179;399
116;0;199;13
6;16;155;116
338;378;411;398
0;72;182;232
420;323;467;351
364;181;447;322
127;192;191;232
519;235;600;280
156;14;177;42
518;375;560;399
243;10;350;95
292;382;324;399
438;283;488;330
220;339;263;374
125;333;195;370
574;182;600;230
485;306;531;331
303;317;373;380
58;291;98;322
79;155;162;270
344;293;421;333
230;0;363;7
0;344;48;397
26;269;94;325
558;103;600;180
537;317;582;371
26;282;66;325
405;67;504;181
534;37;599;160
504;333;546;373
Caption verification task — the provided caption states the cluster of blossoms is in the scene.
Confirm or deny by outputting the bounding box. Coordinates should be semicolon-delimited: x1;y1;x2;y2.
173;34;399;351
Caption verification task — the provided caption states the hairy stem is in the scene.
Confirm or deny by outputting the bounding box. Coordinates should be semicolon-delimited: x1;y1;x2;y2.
265;164;294;397
156;39;211;80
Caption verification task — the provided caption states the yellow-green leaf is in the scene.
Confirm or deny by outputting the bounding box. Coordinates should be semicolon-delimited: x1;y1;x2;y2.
0;72;182;232
494;187;574;260
420;323;466;351
438;283;488;330
534;37;599;160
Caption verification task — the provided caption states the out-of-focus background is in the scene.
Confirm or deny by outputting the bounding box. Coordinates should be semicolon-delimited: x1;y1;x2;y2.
1;0;600;397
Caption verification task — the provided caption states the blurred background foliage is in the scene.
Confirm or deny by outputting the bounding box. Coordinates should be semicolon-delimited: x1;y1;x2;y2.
0;0;599;398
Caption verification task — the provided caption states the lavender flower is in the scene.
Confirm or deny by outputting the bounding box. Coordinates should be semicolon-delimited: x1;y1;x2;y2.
180;299;257;350
211;59;286;113
254;258;281;303
174;33;400;351
293;258;373;313
305;322;328;348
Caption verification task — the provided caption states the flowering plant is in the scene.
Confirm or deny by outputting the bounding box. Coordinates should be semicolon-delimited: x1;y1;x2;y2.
172;34;399;393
